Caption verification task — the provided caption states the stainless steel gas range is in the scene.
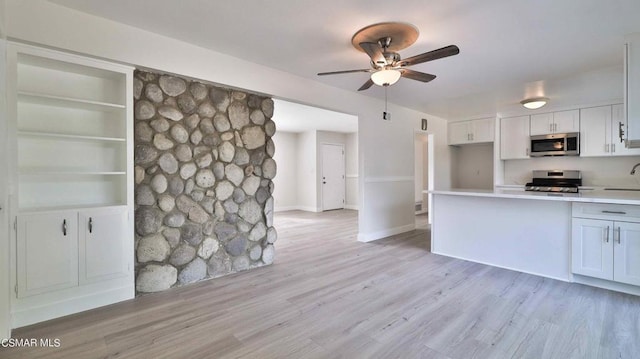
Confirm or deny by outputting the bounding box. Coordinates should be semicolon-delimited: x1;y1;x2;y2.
524;170;582;193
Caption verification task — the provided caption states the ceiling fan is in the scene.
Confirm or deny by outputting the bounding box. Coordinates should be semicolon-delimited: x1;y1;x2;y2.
318;22;460;91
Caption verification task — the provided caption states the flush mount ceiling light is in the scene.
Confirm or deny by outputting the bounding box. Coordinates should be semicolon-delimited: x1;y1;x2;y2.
520;97;549;110
371;69;402;86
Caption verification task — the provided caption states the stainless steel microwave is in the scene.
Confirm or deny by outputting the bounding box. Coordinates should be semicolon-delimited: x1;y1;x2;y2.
530;132;580;157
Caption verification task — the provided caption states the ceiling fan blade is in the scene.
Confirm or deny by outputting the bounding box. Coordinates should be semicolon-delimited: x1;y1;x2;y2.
401;69;437;82
359;42;386;66
399;45;460;67
358;78;374;91
317;69;371;76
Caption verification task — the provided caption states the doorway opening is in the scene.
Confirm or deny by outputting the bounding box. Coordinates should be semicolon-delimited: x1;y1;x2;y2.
270;99;359;235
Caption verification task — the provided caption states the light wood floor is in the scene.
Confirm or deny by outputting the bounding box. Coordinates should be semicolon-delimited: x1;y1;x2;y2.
2;210;639;358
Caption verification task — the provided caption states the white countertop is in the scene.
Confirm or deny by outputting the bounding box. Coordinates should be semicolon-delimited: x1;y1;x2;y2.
427;188;640;205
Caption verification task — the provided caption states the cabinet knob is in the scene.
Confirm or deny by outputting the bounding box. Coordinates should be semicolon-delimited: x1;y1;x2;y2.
62;219;67;236
89;217;93;234
604;226;610;243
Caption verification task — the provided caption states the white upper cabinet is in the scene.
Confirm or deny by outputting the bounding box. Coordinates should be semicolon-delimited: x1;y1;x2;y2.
500;115;530;160
448;121;471;145
581;105;640;157
471;118;495;143
625;33;640;148
530;110;579;135
553;110;580;133
448;118;494;145
529;113;553;136
580;106;611;157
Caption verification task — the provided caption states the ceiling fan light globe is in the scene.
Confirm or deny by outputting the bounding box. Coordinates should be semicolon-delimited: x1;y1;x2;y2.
371;69;402;86
520;97;549;110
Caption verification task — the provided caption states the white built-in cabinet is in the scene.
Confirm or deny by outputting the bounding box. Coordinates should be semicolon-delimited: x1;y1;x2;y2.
500;115;530;159
572;203;640;287
448;118;494;145
7;43;134;328
624;33;640;148
580;104;640;157
530;110;579;136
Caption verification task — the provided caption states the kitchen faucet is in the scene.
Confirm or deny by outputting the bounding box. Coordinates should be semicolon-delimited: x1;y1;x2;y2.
631;163;640;175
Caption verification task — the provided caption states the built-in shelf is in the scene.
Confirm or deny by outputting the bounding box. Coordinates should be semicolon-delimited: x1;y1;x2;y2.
18;91;125;112
17;131;126;143
18;203;127;213
19;170;126;176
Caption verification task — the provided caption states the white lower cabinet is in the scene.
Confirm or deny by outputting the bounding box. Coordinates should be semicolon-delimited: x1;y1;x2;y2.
572;204;640;287
16;211;78;297
17;207;129;297
79;208;129;285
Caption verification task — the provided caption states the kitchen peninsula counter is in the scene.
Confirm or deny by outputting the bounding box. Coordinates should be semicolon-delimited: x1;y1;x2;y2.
429;188;640;205
427;189;640;290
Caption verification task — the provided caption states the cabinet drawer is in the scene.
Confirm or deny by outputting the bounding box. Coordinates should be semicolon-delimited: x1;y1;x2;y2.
572;202;640;221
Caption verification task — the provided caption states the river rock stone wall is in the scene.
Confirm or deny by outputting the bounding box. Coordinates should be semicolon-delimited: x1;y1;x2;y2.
133;70;277;293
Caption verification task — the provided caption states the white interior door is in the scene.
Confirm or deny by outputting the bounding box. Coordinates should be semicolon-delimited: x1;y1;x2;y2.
321;144;345;211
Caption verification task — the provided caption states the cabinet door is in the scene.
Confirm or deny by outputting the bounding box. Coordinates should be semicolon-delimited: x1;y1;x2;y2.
611;104;640;156
530;113;553;135
448;121;470;145
17;212;78;297
625;35;640;148
471;118;494;143
571;218;613;280
613;221;640;286
580;106;611;157
500;116;530;159
79;207;130;285
553;110;580;133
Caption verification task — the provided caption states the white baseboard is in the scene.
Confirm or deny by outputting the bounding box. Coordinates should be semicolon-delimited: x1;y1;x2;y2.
357;223;416;243
274;206;301;212
274;206;321;213
345;204;359;210
12;285;134;329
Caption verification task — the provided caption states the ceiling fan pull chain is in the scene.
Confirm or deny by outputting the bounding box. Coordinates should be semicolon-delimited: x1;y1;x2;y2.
385;85;388;114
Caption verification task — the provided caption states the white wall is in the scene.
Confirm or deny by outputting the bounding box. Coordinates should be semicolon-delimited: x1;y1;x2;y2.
296;131;318;212
451;143;494;189
345;133;358;209
503;155;640;187
4;1;451;243
272;132;298;211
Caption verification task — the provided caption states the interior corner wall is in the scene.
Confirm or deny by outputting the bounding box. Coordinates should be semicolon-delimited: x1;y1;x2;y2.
345;133;358;209
5;0;454;243
296;131;318;212
272;131;299;211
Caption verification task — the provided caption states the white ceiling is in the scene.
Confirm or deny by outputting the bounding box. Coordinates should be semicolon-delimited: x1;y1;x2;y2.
272;99;358;133
50;0;640;119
